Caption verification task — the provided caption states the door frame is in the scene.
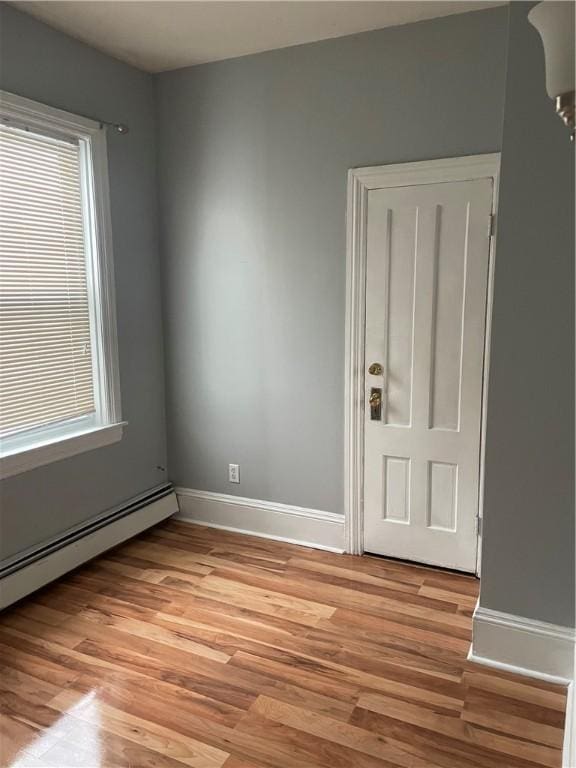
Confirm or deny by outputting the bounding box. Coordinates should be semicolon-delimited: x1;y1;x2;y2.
344;154;500;574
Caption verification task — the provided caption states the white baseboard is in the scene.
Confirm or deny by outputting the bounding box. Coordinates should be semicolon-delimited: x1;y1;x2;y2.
0;489;179;610
175;488;345;553
469;603;575;684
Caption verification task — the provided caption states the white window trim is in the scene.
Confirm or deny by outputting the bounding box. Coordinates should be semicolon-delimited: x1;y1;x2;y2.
0;90;125;479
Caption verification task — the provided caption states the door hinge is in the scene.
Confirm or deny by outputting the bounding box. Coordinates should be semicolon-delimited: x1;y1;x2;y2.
476;516;483;536
488;213;496;239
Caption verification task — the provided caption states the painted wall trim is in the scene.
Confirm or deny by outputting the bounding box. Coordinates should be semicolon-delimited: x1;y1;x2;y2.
0;421;126;480
175;487;345;553
345;153;500;567
469;602;575;683
0;90;123;480
0;488;178;609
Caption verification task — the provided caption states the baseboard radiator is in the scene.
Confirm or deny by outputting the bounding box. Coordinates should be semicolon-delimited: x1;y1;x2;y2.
0;483;179;610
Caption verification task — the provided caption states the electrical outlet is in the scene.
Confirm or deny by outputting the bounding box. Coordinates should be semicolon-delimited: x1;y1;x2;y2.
228;463;240;483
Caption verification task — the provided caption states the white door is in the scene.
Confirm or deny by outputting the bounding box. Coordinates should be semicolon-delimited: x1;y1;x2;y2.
363;177;493;572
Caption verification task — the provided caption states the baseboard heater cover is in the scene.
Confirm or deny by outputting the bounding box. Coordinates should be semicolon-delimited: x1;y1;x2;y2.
0;483;179;610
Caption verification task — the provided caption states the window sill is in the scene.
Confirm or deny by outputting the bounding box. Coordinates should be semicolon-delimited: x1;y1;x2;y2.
0;422;127;480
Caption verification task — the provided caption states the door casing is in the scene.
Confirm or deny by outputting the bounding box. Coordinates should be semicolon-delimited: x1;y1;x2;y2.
344;154;500;575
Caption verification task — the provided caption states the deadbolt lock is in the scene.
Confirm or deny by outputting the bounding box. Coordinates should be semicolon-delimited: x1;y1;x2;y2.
368;362;383;376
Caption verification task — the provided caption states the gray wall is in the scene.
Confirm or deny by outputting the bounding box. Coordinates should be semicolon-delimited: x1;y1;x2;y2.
0;5;168;560
480;2;575;627
156;7;508;513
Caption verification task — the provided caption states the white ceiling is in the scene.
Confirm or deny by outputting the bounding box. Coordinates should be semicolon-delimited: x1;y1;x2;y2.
14;1;505;73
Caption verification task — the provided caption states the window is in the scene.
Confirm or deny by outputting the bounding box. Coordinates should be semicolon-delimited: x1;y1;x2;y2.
0;92;124;479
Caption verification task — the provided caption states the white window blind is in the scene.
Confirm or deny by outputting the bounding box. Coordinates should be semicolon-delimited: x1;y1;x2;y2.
0;123;96;439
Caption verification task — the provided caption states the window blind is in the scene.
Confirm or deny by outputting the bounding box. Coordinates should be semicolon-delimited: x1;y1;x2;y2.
0;124;96;439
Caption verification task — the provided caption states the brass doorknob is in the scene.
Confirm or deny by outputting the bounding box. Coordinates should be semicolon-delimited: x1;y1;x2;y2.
368;362;383;375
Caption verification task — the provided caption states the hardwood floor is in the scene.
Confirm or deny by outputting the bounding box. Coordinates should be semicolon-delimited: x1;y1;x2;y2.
0;519;568;768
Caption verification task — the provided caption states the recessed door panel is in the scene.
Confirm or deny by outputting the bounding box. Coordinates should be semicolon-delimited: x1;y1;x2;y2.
429;202;468;431
382;456;410;523
385;207;417;427
427;461;458;531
